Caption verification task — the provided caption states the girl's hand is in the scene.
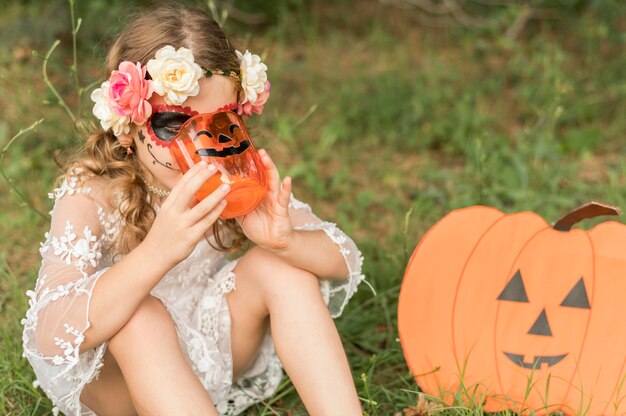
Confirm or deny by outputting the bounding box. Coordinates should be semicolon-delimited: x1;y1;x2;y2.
141;161;231;269
234;148;294;252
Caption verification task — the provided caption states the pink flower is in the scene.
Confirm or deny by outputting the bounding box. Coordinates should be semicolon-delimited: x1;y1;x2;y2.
237;81;270;117
108;61;153;125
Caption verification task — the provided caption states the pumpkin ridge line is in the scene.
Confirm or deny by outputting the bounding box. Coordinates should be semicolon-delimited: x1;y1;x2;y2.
399;205;504;393
397;207;495;388
450;210;507;390
559;230;594;406
492;219;552;402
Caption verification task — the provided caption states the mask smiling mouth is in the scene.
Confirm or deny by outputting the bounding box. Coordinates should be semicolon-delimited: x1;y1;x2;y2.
504;352;568;369
195;140;250;157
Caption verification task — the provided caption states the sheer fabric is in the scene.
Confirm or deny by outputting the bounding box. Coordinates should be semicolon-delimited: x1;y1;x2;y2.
21;171;367;416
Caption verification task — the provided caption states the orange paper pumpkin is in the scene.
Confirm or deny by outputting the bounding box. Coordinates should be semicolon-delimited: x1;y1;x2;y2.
398;203;626;415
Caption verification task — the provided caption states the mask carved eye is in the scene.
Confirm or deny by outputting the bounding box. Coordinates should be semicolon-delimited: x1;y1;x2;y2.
560;278;591;309
149;112;193;142
218;133;232;143
194;130;213;141
229;124;240;134
497;270;529;303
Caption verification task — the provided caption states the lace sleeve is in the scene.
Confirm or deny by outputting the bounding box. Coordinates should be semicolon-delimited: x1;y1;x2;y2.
20;174;118;408
288;192;369;318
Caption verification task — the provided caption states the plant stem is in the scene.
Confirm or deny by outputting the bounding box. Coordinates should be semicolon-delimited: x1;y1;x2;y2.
69;0;83;118
0;119;49;220
42;40;76;123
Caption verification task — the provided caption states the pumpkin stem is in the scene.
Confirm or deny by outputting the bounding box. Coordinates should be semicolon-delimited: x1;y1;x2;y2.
552;201;621;231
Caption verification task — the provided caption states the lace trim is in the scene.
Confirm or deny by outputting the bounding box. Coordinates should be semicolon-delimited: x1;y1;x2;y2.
164;239;222;289
66;342;107;414
198;263;236;340
96;206;121;249
217;331;285;415
21;268;109;363
21;268;110;416
40;221;103;276
288;193;312;212
299;222;366;316
48;175;92;201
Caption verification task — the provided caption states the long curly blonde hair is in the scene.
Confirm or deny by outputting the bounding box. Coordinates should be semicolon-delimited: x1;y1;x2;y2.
54;4;249;257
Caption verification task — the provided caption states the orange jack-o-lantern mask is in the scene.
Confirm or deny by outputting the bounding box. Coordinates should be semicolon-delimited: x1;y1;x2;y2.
169;111;267;219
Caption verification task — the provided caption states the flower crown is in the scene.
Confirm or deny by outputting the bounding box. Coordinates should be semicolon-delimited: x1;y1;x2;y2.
91;45;270;137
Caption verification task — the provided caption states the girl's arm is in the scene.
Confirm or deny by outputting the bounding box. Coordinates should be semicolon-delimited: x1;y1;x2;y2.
22;176;173;359
233;149;368;318
268;228;349;280
273;192;367;318
81;238;174;351
24;162;228;359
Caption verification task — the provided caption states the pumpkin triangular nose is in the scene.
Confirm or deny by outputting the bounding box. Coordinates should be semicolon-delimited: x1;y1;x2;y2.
528;308;552;336
218;133;232;143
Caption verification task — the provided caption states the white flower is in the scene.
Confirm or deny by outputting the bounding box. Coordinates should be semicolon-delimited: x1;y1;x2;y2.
90;81;131;137
147;45;203;106
236;49;268;104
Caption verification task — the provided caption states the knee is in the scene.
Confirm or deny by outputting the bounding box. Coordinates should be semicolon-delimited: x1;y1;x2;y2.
234;246;321;302
110;295;173;348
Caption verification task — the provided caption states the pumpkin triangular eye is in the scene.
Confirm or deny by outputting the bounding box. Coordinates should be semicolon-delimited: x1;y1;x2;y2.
497;270;529;303
560;278;590;309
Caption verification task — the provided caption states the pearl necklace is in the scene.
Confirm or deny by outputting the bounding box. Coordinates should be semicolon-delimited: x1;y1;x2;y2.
137;172;170;198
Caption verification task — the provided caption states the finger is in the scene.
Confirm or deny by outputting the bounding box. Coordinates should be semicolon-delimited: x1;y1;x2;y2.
278;176;291;210
188;181;231;224
166;161;212;203
172;163;220;209
190;199;228;236
258;149;280;200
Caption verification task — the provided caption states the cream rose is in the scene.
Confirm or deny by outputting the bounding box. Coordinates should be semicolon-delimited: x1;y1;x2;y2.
236;50;268;104
146;45;204;106
90;81;130;137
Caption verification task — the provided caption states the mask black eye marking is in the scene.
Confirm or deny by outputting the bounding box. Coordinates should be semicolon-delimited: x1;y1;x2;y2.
560;278;591;309
497;270;529;303
193;130;213;141
229;124;240;134
218;133;233;143
149;112;193;142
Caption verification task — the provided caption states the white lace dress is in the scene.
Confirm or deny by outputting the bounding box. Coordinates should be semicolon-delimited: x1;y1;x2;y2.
20;173;367;416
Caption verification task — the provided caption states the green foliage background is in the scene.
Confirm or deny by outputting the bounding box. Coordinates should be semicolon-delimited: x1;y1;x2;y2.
0;0;624;414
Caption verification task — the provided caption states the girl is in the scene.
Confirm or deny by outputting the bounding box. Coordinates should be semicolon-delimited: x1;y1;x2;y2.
20;5;366;416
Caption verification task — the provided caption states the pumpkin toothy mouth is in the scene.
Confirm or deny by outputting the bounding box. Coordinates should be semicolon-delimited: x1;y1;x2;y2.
504;352;568;369
195;140;250;157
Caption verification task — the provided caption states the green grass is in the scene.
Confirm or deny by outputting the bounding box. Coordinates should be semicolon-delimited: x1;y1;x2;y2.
1;0;625;414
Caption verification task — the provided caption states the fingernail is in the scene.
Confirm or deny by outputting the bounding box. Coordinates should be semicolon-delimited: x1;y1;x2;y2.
219;183;230;191
198;160;207;166
207;164;216;172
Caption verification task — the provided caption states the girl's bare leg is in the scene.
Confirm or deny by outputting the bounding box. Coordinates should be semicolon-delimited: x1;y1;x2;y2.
106;295;219;415
228;246;362;415
80;348;137;416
